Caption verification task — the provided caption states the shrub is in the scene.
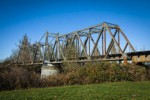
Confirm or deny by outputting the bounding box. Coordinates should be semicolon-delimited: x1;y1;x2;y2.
0;66;41;90
61;62;148;84
0;61;148;91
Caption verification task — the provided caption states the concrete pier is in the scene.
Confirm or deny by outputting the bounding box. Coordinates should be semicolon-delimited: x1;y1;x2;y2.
41;62;59;77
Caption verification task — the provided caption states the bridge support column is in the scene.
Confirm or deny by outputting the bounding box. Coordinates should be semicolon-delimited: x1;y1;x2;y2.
41;62;60;77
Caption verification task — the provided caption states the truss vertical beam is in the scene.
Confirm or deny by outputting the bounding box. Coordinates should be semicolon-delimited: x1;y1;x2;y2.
118;31;120;53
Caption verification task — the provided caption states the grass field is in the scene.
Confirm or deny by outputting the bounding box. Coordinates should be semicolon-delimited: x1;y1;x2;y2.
0;81;150;100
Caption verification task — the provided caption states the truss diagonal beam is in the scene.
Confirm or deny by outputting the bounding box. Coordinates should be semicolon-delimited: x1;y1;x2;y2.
118;27;136;52
76;32;89;58
91;28;104;56
105;30;118;58
104;23;124;57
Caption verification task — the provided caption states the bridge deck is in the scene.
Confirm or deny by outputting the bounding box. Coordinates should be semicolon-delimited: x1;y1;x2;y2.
17;50;150;65
48;50;150;64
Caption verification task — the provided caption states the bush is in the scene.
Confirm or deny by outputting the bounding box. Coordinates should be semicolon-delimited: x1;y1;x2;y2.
61;62;148;84
0;62;148;91
0;66;41;90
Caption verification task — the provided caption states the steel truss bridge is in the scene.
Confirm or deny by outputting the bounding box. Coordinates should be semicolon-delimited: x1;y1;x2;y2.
17;22;150;65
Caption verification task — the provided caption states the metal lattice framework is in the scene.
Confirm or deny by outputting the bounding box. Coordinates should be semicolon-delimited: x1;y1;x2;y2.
30;22;138;63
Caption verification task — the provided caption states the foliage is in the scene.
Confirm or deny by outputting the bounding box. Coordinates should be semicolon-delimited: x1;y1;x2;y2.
60;62;147;85
63;38;77;60
0;60;149;90
0;66;42;90
17;34;32;64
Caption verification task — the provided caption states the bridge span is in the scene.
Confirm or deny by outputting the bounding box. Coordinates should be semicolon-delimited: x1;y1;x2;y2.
17;22;150;65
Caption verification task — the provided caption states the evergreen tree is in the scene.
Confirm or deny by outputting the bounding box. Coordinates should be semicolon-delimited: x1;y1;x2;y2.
17;34;32;64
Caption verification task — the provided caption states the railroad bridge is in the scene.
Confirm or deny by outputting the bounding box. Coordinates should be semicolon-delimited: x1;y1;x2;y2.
17;22;150;65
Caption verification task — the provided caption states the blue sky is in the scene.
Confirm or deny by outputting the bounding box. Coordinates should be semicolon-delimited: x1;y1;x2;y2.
0;0;150;60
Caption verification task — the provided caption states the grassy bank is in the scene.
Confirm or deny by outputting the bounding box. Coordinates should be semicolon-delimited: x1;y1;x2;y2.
0;81;150;100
